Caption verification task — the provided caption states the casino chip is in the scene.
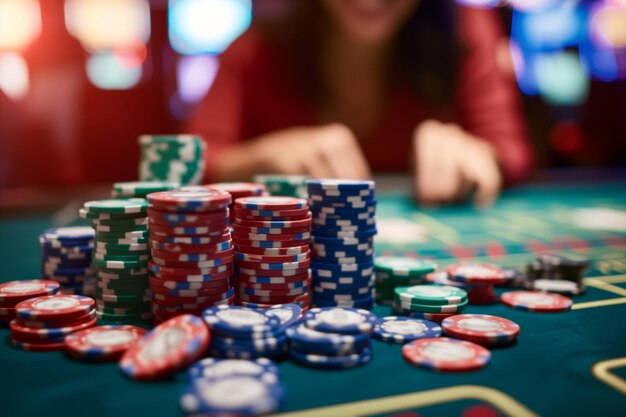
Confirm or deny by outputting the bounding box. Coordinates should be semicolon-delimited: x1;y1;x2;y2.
392;284;468;317
138;135;205;186
501;290;573;312
525;254;589;295
402;337;491;372
253;174;309;198
303;307;377;335
531;279;584;296
187;357;279;380
112;181;179;198
120;314;210;380
0;280;60;305
374;257;436;306
442;314;520;345
65;325;148;361
373;316;442;344
289;348;372;370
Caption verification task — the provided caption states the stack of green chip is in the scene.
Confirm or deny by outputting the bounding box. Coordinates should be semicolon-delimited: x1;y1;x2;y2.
374;257;437;306
392;285;468;318
138;135;205;186
112;181;180;198
253;174;309;198
79;198;152;324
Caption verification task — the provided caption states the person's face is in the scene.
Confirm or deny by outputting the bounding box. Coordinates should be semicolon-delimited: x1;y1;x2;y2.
321;0;419;44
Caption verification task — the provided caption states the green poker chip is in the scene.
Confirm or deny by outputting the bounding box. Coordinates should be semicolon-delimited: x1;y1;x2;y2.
95;236;148;245
95;229;148;239
94;258;148;270
394;297;468;313
96;310;152;324
96;290;151;302
93;252;149;262
95;242;148;251
90;217;148;227
394;285;468;306
83;198;149;214
112;181;180;198
374;257;437;277
253;174;309;198
79;208;147;221
94;224;148;233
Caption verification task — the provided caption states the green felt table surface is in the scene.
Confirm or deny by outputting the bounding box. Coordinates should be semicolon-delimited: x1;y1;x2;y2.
1;182;626;417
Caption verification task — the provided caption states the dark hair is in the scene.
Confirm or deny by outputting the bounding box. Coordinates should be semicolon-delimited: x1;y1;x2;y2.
253;0;460;108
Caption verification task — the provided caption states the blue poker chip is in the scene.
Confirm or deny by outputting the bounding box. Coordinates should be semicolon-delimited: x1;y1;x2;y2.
211;333;288;353
312;228;377;239
307;179;375;191
308;189;375;200
311;261;373;275
310;235;374;247
289;347;372;369
202;305;282;338
313;274;374;289
312;296;374;310
372;316;442;344
263;303;302;330
41;227;95;242
309;205;376;217
187;357;279;380
180;374;284;415
313;286;373;300
286;323;371;355
209;338;288;359
303;307;377;334
40;243;94;254
43;266;93;276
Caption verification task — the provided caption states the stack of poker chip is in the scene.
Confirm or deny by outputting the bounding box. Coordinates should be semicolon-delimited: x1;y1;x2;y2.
253;174;309;198
203;182;267;223
182;358;284;416
307;179;377;310
0;280;60;323
287;307;375;369
374;257;437;306
232;196;312;308
392;285;468;323
120;314;210;380
138;134;205;186
80;199;152;324
112;181;179;198
202;304;301;359
525;254;589;296
39;227;96;296
441;314;520;347
501;290;573;313
65;325;147;362
372;316;442;344
146;188;235;323
402;337;491;372
11;294;96;352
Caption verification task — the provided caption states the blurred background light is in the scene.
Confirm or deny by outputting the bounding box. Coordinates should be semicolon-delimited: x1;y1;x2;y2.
455;0;502;8
169;0;252;55
177;55;220;103
64;0;151;52
86;51;143;90
0;52;29;100
0;0;41;51
589;3;626;49
534;50;589;105
507;0;559;12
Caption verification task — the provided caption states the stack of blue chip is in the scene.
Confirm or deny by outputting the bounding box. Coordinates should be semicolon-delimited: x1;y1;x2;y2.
307;179;377;309
202;304;301;359
39;227;96;296
286;307;375;369
181;357;284;415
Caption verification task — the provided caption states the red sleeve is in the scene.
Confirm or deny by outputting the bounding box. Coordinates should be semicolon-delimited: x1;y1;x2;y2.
184;31;259;181
455;6;534;185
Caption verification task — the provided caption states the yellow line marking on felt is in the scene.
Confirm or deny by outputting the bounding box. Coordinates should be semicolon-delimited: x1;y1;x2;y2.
572;297;626;310
411;212;459;245
593;357;626;396
589;274;626;284
273;385;538;417
585;278;626;297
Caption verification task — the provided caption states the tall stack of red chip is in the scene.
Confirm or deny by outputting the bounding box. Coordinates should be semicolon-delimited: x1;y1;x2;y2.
147;188;236;324
232;196;312;309
11;294;96;351
203;182;267;223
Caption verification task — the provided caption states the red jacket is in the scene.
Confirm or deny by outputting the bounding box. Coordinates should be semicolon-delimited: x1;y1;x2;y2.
187;6;534;184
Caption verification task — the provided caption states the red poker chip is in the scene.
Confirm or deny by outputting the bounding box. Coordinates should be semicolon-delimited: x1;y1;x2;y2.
235;251;310;264
441;314;520;344
150;283;231;298
234;280;309;291
446;263;506;285
11;338;66;352
237;259;311;271
147;189;231;210
148;215;229;228
149;276;230;290
234;215;312;228
149;240;233;254
235;206;310;217
150;269;232;283
152;290;232;305
237;286;307;298
65;325;148;361
231;223;310;236
234;196;307;211
0;307;17;322
236;291;310;304
501;291;573;312
402;337;491;372
16;295;95;321
16;309;97;329
10;317;97;344
231;230;311;242
148;207;229;224
236;299;311;309
234;244;310;256
233;238;310;249
0;280;61;303
150;224;229;237
236;271;310;284
236;267;309;277
151;247;234;261
151;298;224;311
151;255;235;269
149;232;231;245
120;314;210;380
149;262;233;276
203;182;266;196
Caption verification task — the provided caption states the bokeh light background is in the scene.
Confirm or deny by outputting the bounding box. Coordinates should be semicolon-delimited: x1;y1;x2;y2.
0;0;624;188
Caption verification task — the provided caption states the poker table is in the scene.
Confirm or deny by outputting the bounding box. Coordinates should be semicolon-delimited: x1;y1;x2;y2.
1;178;626;417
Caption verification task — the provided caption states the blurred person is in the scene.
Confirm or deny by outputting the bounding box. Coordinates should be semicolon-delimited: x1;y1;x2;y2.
186;0;534;206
